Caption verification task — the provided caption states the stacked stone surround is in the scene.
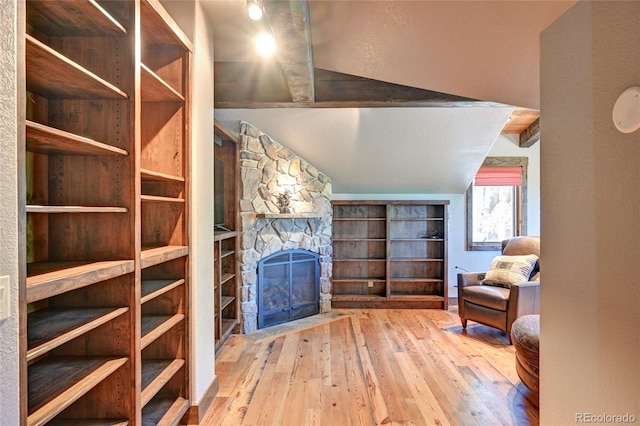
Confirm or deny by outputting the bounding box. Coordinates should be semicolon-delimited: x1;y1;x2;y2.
238;122;333;334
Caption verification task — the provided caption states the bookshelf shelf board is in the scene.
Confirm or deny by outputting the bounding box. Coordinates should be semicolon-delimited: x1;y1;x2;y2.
141;359;185;407
141;279;185;304
140;246;189;269
26;121;128;156
26;35;128;100
26;260;135;304
27;307;129;362
140;168;185;183
140;314;184;349
27;357;128;426
26;0;127;36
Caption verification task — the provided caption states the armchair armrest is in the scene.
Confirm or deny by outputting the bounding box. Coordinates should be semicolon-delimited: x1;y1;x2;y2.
457;272;486;321
507;280;541;331
457;272;487;288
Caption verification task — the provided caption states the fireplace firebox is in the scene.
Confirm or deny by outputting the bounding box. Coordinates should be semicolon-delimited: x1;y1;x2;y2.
257;249;320;329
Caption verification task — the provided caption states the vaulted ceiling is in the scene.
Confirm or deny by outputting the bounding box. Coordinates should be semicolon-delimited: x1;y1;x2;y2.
202;0;576;194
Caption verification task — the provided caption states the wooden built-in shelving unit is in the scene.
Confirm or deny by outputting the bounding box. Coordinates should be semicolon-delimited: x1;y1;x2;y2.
332;200;449;309
20;0;192;424
213;120;240;351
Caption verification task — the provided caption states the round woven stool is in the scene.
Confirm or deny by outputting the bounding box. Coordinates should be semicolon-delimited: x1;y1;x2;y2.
511;314;540;394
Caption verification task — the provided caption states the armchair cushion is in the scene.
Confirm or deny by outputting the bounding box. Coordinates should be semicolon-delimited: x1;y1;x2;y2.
483;254;539;288
463;285;510;311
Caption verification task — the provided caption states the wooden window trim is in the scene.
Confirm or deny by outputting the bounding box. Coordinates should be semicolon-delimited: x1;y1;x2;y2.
466;157;528;251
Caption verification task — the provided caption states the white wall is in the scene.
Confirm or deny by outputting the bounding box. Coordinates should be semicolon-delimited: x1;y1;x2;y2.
541;1;640;422
161;0;217;404
334;133;541;298
0;0;21;424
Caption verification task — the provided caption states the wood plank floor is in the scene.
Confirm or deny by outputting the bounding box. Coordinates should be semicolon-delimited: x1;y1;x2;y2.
201;307;538;425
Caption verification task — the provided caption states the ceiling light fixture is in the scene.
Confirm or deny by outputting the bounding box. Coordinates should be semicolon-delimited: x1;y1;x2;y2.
255;31;276;57
247;0;263;21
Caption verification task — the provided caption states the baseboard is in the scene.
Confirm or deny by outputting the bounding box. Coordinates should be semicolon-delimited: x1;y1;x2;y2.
183;375;219;425
448;297;458;307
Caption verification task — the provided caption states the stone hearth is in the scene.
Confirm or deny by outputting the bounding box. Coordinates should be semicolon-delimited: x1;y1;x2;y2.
238;122;332;334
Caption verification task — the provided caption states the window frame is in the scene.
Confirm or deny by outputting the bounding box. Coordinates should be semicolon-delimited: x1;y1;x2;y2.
466;157;528;251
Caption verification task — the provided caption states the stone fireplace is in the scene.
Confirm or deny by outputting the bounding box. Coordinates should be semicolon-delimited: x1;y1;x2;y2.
238;122;332;334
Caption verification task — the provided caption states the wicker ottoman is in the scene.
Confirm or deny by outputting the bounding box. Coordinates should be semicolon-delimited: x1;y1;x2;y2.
511;314;540;394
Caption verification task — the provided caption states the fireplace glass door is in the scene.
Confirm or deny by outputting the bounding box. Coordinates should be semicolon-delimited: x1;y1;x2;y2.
257;249;320;329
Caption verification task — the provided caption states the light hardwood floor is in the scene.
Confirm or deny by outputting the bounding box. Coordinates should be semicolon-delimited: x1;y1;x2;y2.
201;307;538;425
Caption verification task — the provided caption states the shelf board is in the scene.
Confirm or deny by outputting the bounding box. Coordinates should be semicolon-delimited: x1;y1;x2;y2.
333;238;386;242
332;294;387;302
333;258;386;262
26;121;128;156
390;278;444;283
221;319;237;339
389;238;444;242
141;195;185;203
27;307;129;362
390;258;444;262
140;0;193;50
26;0;127;36
220;296;235;310
141;397;189;426
333;217;386;221
255;212;324;219
390;218;444;221
26;34;128;99
141;359;185;407
141;279;185;304
141;314;185;349
220;273;235;285
27;356;128;426
47;419;128;426
26;205;128;214
332;278;386;283
141;63;185;102
388;294;445;301
214;230;237;241
26;260;135;304
141;168;185;183
141;246;188;269
220;249;235;259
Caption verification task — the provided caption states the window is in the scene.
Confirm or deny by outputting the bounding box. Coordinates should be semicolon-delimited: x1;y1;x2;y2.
466;157;528;251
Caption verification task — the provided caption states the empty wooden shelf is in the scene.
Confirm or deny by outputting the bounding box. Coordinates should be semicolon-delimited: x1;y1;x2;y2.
20;0;192;423
332;200;449;309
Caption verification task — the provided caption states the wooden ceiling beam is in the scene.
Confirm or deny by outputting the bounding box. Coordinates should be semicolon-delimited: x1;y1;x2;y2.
214;100;506;109
263;0;315;102
519;118;540;147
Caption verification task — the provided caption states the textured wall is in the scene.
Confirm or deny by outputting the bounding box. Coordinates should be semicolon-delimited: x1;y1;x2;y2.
0;0;22;424
238;122;333;333
541;1;640;422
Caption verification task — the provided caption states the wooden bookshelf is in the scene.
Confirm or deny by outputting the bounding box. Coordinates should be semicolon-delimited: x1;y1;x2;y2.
20;0;192;424
332;200;449;309
213;120;239;351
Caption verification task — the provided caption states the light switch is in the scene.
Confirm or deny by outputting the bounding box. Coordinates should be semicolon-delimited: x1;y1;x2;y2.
0;275;9;321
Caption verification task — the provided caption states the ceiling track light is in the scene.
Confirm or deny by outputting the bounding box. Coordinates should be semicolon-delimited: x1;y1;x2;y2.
247;0;263;21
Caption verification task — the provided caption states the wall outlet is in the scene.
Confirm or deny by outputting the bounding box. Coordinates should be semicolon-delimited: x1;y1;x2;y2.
0;275;9;321
368;280;374;288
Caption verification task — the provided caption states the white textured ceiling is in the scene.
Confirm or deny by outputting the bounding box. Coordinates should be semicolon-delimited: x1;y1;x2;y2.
216;107;513;194
203;0;576;194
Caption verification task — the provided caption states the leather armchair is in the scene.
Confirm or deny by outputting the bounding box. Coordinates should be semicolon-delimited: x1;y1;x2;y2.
457;236;540;342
